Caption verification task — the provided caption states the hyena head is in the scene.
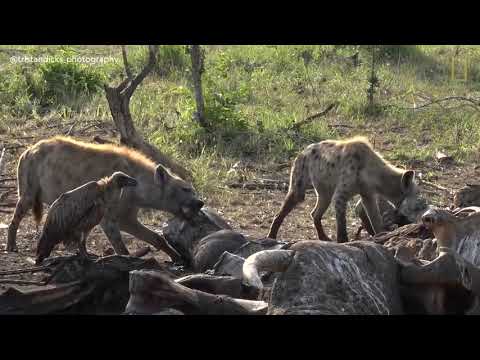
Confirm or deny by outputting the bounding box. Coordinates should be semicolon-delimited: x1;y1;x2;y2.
148;164;204;219
396;170;427;222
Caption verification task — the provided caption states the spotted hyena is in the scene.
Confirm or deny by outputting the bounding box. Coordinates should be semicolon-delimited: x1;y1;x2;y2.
267;136;418;243
7;136;204;262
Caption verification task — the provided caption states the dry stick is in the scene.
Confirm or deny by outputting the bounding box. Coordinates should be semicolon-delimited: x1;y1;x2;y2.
0;209;12;213
0;202;17;208
78;123;99;134
0;279;46;286
290;102;338;130
390;95;480;112
0;178;16;183
12;136;36;140
92;135;115;144
4;144;26;150
65;122;77;136
0;148;5;176
419;179;453;193
0;265;50;276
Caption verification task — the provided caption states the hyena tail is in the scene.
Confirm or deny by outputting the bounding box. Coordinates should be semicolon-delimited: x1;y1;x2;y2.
287;152;309;202
16;149;43;224
32;190;43;224
267;152;309;239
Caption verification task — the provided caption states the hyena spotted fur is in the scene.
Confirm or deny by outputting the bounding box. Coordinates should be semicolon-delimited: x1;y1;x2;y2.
267;136;418;243
7;136;204;261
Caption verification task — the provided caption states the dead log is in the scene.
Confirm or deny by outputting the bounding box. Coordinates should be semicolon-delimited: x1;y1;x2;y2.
125;270;268;315
103;45;191;181
0;254;168;314
0;281;96;314
243;241;404;315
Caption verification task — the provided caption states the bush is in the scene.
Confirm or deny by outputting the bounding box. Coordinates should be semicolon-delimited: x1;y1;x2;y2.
38;60;105;110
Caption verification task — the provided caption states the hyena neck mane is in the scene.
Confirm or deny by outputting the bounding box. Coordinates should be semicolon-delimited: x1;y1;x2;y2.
51;136;165;204
368;155;412;206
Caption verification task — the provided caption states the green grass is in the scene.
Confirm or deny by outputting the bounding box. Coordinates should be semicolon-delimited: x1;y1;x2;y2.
1;45;480;195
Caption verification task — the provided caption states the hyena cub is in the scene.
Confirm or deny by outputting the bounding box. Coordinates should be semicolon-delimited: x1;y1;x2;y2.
267;136;418;243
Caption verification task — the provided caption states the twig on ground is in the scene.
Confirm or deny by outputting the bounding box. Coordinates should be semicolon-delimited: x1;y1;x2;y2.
290;102;338;130
0;148;5;176
419;178;453;194
0;266;50;276
4;144;27;150
0;279;46;286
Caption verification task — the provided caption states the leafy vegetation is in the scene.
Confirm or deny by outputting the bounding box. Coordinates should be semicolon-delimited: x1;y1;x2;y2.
1;45;480;194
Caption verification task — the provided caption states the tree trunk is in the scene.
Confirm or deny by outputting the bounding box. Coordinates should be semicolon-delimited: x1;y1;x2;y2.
104;45;191;181
189;45;208;129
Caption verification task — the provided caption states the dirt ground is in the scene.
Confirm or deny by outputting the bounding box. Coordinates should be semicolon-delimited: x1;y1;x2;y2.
1;121;478;288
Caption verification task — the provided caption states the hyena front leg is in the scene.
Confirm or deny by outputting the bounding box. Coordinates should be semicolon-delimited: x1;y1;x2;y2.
268;192;304;239
100;218;129;255
333;188;354;243
311;189;333;241
360;193;384;235
7;196;33;252
119;218;182;263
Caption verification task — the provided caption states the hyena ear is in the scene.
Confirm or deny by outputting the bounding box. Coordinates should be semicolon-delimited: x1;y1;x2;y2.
401;170;415;192
154;164;169;185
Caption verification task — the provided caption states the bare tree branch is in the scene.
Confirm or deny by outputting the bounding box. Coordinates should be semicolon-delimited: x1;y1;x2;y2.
124;45;158;99
121;45;133;80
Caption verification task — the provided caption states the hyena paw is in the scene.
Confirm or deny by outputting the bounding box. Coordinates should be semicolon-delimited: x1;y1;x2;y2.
6;243;18;252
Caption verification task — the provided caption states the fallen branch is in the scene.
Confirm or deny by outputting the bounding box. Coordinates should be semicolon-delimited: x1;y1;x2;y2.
0;178;16;183
0;266;49;276
290;102;338;130
0;148;5;176
4;144;27;150
92;135;115;144
228;178;289;191
0;279;46;286
388;95;480;112
419;179;453;194
0;202;17;208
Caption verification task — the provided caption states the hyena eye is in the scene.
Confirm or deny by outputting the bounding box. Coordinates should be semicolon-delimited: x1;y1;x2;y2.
182;187;191;193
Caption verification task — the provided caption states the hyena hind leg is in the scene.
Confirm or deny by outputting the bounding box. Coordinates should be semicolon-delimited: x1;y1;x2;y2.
310;191;333;241
333;189;354;243
7;196;33;252
268;192;304;239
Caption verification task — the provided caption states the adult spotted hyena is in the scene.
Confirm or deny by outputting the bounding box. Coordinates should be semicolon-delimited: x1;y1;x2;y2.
267;136;418;243
7;136;204;262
